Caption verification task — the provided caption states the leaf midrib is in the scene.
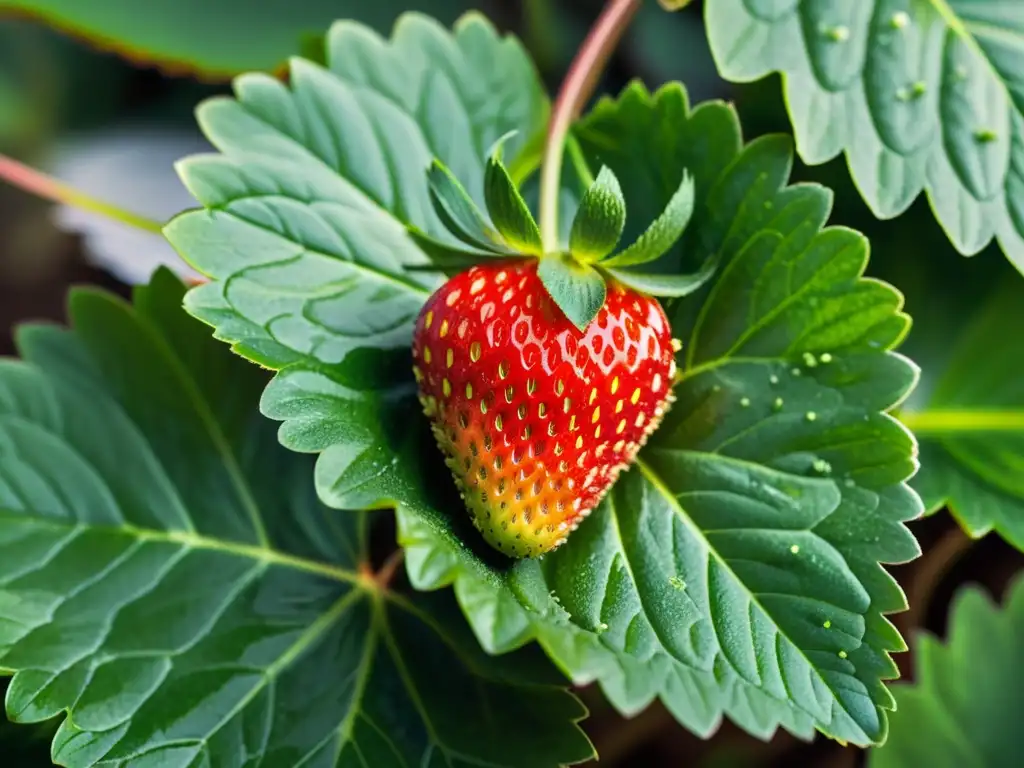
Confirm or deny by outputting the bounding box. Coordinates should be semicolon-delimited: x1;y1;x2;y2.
633;458;871;739
138;302;271;547
0;510;362;585
900;408;1024;435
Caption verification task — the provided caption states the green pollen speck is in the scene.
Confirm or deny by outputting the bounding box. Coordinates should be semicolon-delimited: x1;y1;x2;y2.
740;397;751;407
838;650;848;659
806;411;817;422
823;620;832;629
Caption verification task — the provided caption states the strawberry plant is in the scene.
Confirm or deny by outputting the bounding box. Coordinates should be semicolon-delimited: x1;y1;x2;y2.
0;1;1022;766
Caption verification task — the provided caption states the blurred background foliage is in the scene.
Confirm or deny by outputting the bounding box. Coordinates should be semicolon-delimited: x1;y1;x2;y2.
1;0;1021;765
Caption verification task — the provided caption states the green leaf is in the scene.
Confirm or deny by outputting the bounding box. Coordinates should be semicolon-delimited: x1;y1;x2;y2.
569;166;627;261
1;0;476;77
484;140;544;254
539;85;922;747
175;32;922;742
604;251;718;297
599;169;694;268
427;158;506;252
705;0;1024;269
397;503;818;743
537;252;608;331
0;270;594;767
165;12;547;369
869;576;1024;767
900;279;1024;552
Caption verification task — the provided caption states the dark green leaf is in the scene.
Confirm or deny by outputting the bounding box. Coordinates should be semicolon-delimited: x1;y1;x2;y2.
569;165;627;261
485;140;544;254
427;158;506;252
0;1;478;77
0;270;594;767
899;279;1024;552
600;169;694;268
869;577;1024;767
604;250;718;297
537;252;608;331
534;86;922;747
397;503;817;743
165;12;547;369
706;0;1024;269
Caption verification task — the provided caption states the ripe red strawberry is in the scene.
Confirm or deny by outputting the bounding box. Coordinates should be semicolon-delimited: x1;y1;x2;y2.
412;260;677;558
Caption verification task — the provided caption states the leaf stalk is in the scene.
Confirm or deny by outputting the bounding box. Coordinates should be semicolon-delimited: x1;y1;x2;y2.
0;151;164;234
537;0;642;253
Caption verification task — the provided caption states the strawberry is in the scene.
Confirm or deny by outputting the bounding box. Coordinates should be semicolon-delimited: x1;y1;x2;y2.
412;260;677;558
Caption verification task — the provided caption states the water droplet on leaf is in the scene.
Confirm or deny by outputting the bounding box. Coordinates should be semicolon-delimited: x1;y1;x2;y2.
890;10;909;28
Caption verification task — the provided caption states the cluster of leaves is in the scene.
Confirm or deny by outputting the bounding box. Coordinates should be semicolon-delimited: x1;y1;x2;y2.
159;10;920;752
2;2;1024;766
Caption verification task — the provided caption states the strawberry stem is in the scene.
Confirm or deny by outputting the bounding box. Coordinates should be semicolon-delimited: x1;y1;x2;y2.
537;0;642;254
0;151;164;234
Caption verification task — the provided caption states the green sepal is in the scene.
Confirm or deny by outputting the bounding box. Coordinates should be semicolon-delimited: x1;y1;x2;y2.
603;251;719;297
599;169;694;268
537;252;607;331
569;166;627;262
427;159;506;251
406;227;510;276
485;135;544;255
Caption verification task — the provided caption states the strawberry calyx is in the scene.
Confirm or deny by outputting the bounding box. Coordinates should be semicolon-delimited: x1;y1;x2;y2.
406;137;717;331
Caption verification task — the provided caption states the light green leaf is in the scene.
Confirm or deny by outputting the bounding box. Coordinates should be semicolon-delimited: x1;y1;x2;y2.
0;0;476;77
244;82;921;745
537;252;608;331
705;0;1024;269
869;576;1024;767
484;142;544;254
599;169;694;268
569;165;627;261
165;12;547;368
900;279;1024;552
0;270;594;767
